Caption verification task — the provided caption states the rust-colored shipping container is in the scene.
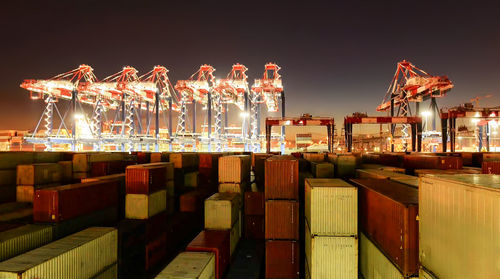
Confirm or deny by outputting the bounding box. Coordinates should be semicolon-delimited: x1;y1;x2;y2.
180;191;204;213
351;178;418;277
186;230;231;279
482;161;500;174
244;191;265;216
245;215;264;239
265;200;299;240
265;240;300;279
33;180;118;222
404;155;462;170
252;153;273;167
199;152;224;169
126;164;166;194
265;156;299;200
145;232;167;271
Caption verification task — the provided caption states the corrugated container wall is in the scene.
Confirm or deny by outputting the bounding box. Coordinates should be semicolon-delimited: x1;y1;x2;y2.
360;232;418;279
305;178;357;236
305;222;357;279
265;200;299;240
125;190;166;220
154;252;215;279
265;156;299;200
265;240;300;279
218;155;251;183
205;193;240;230
0;227;117;279
419;174;500;279
0;225;53;261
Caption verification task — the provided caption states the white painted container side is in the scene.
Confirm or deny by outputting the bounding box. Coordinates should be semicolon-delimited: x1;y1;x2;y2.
0;227;117;279
154;252;215;279
305;178;357;236
0;224;53;261
359;232;418;279
419;174;500;279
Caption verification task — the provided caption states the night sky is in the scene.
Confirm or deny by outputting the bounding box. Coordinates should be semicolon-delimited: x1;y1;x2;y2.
1;0;499;132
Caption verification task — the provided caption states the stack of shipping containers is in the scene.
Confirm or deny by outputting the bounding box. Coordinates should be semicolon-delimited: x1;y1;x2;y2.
265;155;300;278
304;178;358;278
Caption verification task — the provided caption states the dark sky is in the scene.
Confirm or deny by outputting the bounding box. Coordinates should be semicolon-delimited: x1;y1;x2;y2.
0;0;499;131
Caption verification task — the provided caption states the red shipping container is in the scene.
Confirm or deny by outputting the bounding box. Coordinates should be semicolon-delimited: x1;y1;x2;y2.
265;200;299;240
482;161;500;174
186;230;231;279
90;161;108;177
265;156;299;200
245;215;264;239
145;232;167;271
199;153;223;169
265;240;299;279
125;164;166;194
244;191;265;216
352;178;418;277
179;191;204;213
404;155;462;170
33;180;118;222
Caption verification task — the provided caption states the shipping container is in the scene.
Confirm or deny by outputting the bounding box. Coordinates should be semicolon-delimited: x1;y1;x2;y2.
0;227;117;279
334;155;357;178
229;217;241;257
305;222;357;279
50;207;117;240
244;191;265;216
225;239;264;279
360;232;418;279
244;215;264;239
254;154;272;190
403;155;462;170
419;174;500;279
33;180;118;222
186;230;231;279
482;161;500;174
33;152;63;164
414;168;481;176
0;224;52;261
93;264;118;279
179;191;204;213
265;240;299;279
265;200;299;240
352;178;418;277
390;177;419;188
219;182;248;195
0;202;32;222
169;153;198;169
265;156;299;200
0;152;34;169
303;153;325;162
16;163;61;186
125;190;166;219
147;162;174;181
419;266;438;279
58;161;72;183
305;178;357;236
205;193;240;229
199;152;224;169
82;173;126;219
72;152;124;172
145;233;167;271
0;170;16;187
482;153;500;162
16;184;51;203
310;162;334;178
154;252;215;279
126;164;167;194
218;155;251;183
184;171;198;188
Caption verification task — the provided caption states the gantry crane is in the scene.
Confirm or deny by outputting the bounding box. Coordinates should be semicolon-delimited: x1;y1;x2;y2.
20;64;97;151
252;63;284;152
175;65;218;151
214;63;251;150
377;60;453;151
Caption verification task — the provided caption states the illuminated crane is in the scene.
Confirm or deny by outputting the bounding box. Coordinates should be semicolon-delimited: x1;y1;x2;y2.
214;63;251;150
252;63;284;152
175;65;217;151
377;60;453;151
20;64;97;150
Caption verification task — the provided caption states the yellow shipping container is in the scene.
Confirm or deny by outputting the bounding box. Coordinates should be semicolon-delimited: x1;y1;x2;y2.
305;222;358;279
125;190;167;219
360;232;418;279
16;163;61;186
0;225;52;262
0;152;34;170
305;178;357;236
93;264;117;279
218;155;251;183
229;216;241;257
419;267;437;279
155;252;215;279
0;227;117;279
303;153;325;162
419;174;500;279
205;193;240;229
169;153;198;169
218;182;248;206
310;162;335;178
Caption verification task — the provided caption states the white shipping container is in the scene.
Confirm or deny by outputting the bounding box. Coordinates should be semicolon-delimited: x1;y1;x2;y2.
0;227;117;279
155;252;215;279
0;225;53;261
419;174;500;279
204;193;240;229
305;178;357;236
218;155;251;183
359;232;418;279
125;190;167;220
305;222;358;279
